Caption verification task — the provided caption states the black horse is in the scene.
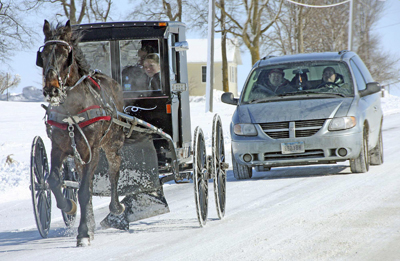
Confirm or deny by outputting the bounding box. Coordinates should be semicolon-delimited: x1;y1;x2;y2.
36;20;125;247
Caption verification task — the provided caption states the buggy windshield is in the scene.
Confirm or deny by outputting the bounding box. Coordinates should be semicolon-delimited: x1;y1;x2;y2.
241;61;354;103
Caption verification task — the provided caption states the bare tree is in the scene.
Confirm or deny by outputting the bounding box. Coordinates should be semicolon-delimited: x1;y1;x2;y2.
0;1;36;65
129;0;183;21
31;0;114;24
216;0;284;65
0;72;20;95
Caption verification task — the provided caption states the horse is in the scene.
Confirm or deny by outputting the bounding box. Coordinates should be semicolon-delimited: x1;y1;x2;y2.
36;20;126;247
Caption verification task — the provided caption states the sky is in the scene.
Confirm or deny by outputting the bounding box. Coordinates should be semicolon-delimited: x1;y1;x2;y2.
3;0;400;95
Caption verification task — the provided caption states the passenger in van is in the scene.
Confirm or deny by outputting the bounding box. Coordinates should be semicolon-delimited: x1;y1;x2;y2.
290;72;312;90
317;66;345;88
143;53;161;90
121;45;155;91
249;68;295;99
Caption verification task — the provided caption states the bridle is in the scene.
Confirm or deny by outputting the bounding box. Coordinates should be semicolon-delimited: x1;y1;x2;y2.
36;39;74;93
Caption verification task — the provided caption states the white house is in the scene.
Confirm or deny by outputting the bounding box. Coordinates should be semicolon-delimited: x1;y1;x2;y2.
186;38;242;96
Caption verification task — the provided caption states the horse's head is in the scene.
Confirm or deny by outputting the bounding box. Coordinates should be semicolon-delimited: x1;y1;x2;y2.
37;20;75;106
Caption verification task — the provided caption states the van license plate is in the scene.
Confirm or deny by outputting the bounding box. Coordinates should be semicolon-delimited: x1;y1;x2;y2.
281;142;305;154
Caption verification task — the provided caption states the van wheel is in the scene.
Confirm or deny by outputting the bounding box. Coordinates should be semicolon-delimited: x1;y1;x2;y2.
232;151;252;180
350;128;370;173
370;127;383;165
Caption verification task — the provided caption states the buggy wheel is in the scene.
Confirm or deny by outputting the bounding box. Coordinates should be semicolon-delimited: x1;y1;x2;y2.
212;114;226;219
30;136;51;238
193;126;208;227
61;157;78;227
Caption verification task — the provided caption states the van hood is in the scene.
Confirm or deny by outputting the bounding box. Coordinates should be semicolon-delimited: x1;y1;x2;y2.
237;98;354;123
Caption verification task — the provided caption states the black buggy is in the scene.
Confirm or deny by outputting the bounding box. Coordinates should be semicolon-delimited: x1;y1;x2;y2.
30;21;227;238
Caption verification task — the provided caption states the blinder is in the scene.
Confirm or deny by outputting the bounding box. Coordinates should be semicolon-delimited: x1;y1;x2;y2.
36;40;73;69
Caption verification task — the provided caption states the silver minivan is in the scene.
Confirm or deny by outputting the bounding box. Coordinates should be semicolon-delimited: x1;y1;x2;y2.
222;51;383;179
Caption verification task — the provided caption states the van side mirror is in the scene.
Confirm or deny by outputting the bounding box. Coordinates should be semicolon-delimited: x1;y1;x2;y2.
359;82;381;97
172;41;189;52
221;92;238;105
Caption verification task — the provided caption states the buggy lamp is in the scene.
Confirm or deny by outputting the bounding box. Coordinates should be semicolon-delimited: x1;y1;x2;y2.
329;116;356;131
234;124;258;136
172;83;187;92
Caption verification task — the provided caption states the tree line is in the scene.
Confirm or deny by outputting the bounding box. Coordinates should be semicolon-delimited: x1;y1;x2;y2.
0;0;397;93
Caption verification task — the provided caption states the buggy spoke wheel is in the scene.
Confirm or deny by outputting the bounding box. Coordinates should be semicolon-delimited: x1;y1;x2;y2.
30;136;51;238
212;114;226;219
61;157;78;227
193;127;208;227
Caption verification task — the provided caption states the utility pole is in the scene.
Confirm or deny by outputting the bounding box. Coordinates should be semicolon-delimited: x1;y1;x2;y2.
348;0;356;50
205;0;215;112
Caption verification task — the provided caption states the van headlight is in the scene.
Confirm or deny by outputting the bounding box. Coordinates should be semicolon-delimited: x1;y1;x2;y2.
329;116;356;131
234;124;258;136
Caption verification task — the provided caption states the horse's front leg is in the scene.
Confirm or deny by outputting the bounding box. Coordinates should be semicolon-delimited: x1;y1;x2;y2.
47;150;77;215
76;150;99;247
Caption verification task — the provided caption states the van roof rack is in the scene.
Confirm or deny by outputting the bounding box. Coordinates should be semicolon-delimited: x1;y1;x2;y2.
261;55;277;60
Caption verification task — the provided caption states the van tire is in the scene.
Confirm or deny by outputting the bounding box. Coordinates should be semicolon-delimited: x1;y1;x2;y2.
232;151;252;180
350;128;369;173
370;127;384;165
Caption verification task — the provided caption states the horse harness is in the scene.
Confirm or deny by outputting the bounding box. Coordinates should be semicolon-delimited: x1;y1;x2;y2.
43;72;118;165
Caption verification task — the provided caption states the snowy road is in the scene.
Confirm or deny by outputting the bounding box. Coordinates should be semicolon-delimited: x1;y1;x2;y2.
1;100;400;260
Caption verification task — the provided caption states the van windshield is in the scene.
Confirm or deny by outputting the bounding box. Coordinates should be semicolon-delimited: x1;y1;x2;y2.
242;61;354;103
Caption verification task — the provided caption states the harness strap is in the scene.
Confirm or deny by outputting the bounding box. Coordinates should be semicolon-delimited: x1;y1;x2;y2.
47;105;111;130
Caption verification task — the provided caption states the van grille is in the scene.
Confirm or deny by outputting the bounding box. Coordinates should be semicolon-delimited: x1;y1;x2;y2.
259;119;326;139
264;149;325;161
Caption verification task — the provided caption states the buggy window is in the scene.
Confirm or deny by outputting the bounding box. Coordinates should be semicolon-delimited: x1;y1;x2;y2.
119;39;162;93
242;61;354;103
79;41;111;77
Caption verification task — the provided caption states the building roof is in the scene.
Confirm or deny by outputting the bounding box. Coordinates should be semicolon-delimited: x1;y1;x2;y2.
186;38;242;65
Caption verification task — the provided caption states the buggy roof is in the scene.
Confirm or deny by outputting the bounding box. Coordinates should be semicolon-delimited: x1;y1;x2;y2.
72;21;186;42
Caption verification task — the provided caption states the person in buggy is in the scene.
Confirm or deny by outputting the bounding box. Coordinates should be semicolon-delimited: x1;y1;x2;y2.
121;45;155;91
143;53;161;90
249;68;296;100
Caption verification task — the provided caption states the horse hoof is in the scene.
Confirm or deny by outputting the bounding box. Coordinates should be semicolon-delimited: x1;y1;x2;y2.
110;203;125;215
65;199;77;215
77;237;90;247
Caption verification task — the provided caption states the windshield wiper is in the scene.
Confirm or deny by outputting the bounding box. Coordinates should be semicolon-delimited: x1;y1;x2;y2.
278;91;347;98
249;97;274;104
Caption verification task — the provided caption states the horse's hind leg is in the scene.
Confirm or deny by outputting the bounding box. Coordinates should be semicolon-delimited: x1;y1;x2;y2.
104;146;125;215
47;150;77;215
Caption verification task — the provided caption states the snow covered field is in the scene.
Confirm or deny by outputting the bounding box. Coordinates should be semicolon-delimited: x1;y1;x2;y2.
1;92;400;260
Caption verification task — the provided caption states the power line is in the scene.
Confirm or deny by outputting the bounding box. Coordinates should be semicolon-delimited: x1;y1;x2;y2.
284;0;350;8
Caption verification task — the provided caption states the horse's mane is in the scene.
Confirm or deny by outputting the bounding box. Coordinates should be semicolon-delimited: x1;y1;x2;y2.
45;22;90;76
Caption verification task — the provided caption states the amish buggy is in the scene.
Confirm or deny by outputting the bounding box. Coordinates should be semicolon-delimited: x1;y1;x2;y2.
30;20;227;247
